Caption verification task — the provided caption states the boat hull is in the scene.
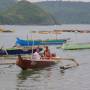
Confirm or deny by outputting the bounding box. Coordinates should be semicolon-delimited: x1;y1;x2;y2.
16;55;57;70
0;48;42;56
61;43;90;50
16;38;67;46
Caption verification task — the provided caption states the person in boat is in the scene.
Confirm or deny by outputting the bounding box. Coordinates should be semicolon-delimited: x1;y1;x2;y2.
43;46;56;59
43;46;52;59
32;47;41;60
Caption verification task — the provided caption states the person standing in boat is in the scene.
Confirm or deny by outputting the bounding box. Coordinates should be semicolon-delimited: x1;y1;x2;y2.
32;47;41;60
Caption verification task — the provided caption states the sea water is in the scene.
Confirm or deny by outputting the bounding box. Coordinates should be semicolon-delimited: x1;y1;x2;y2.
0;24;90;90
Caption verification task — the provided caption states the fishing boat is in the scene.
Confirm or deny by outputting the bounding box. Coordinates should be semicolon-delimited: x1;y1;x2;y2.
0;47;43;56
15;37;68;46
0;28;14;33
61;43;90;50
16;55;59;70
1;30;14;33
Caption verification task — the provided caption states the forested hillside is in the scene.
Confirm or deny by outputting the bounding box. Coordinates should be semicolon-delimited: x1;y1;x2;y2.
36;1;90;24
0;0;90;24
0;0;55;25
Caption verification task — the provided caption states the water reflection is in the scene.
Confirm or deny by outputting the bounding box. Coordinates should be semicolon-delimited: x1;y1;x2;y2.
17;69;41;80
16;67;54;90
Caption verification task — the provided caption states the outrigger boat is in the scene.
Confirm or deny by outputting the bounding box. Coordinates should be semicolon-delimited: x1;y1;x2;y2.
61;43;90;50
16;55;79;70
16;54;58;70
0;47;43;56
16;37;68;46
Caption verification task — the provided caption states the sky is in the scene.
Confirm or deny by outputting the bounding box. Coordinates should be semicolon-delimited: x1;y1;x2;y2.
25;0;90;2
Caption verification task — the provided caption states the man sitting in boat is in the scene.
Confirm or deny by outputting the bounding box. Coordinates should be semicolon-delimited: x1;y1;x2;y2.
43;46;56;59
32;48;41;60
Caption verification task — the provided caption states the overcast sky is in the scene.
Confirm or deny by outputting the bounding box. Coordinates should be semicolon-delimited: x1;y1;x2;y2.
25;0;90;2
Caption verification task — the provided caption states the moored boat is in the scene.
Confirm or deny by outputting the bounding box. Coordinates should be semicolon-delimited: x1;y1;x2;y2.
16;37;68;46
16;55;58;70
1;30;14;33
61;43;90;50
0;47;43;56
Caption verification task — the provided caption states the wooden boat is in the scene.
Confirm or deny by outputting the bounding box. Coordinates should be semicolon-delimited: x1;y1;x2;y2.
1;30;14;33
16;37;68;46
16;55;58;70
61;43;90;50
0;47;43;56
0;28;14;33
54;29;90;33
38;31;50;34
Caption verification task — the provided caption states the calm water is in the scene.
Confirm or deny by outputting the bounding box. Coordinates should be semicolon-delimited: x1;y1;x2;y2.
0;24;90;90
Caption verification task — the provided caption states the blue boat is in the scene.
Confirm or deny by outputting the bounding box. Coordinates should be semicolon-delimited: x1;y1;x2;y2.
0;47;43;56
16;38;68;46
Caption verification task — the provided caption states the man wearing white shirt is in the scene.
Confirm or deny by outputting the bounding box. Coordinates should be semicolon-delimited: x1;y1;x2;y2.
32;48;41;60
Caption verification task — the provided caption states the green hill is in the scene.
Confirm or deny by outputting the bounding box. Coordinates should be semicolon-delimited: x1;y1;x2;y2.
1;0;90;25
0;0;17;12
36;1;90;24
0;0;55;25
